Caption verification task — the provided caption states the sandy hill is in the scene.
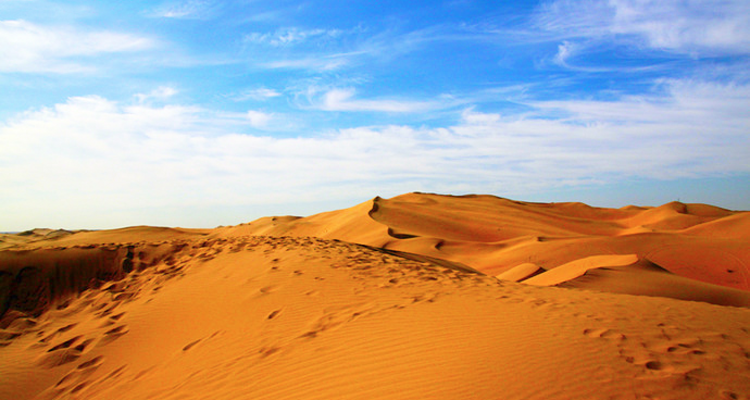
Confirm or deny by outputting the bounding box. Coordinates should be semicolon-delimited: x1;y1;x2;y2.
213;193;750;297
1;193;749;399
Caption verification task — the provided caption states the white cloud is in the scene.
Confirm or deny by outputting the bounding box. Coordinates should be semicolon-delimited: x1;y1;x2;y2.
135;87;179;103
1;79;748;229
607;0;750;54
149;0;216;19
553;40;577;66
246;110;273;127
245;26;447;72
244;27;342;47
315;88;437;113
532;79;750;126
0;19;155;73
262;56;351;71
241;26;357;71
535;0;750;55
233;88;282;101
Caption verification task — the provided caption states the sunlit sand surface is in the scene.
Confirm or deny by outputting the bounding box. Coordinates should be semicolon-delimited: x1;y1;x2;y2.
2;193;749;399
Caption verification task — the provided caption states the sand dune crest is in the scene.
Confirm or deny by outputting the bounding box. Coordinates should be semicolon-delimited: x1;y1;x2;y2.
214;193;749;295
523;254;641;286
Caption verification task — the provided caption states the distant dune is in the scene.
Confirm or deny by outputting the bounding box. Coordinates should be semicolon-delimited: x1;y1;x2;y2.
1;193;749;399
215;192;750;296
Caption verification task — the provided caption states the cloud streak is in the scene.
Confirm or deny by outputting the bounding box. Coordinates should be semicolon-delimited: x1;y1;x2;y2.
244;27;343;47
149;0;218;19
534;0;750;56
232;88;282;102
243;24;456;72
315;88;438;113
246;110;273;128
0;19;155;73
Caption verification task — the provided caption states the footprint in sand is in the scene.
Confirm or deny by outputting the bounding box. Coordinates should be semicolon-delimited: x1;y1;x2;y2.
104;325;128;337
109;312;126;321
52;356;105;398
258;286;278;295
182;339;202;352
76;355;104;370
258;345;281;358
298;301;385;340
96;325;129;346
267;309;282;320
610;330;710;378
48;335;85;352
38;335;94;368
95;303;121;318
583;328;626;341
37;323;79;345
719;390;743;400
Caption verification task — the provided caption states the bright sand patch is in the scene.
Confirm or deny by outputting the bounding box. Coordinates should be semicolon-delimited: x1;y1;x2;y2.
523;254;641;286
495;262;543;282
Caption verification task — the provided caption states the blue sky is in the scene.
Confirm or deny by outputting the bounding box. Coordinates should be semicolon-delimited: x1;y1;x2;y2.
1;0;749;230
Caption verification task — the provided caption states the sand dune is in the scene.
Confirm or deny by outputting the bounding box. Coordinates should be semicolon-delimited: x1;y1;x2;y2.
212;193;750;293
522;254;643;286
2;193;749;399
521;254;750;308
495;262;543;282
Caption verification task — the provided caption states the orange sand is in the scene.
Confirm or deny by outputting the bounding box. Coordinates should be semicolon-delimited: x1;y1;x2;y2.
1;193;749;399
216;193;750;295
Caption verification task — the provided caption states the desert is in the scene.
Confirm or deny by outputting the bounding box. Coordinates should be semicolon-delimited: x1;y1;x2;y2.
1;192;749;400
3;2;750;398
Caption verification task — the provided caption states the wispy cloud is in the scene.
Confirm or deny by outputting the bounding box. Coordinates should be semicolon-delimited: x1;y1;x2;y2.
262;55;352;71
314;88;437;113
243;24;455;72
135;86;179;103
149;0;218;19
531;79;750;126
550;39;612;72
246;110;273;128
243;27;343;47
553;40;575;66
0;19;155;73
231;88;282;102
242;26;362;71
534;0;750;56
2;78;748;228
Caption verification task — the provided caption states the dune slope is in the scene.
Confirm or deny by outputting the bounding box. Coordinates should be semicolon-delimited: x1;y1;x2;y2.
2;193;750;399
212;193;750;296
2;235;750;400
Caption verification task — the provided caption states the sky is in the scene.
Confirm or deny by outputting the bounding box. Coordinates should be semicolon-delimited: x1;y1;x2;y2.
1;0;749;230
